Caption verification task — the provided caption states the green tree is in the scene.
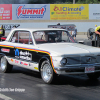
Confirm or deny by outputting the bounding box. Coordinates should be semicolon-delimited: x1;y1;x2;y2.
0;0;100;4
28;0;45;4
76;0;100;4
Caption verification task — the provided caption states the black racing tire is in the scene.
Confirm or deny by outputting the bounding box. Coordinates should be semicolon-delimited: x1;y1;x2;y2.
40;60;56;84
87;72;100;80
0;56;13;73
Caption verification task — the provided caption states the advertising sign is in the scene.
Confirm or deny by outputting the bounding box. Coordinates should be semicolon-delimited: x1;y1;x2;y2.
50;4;89;20
89;4;100;19
48;24;75;31
12;4;50;20
0;24;20;30
0;4;12;20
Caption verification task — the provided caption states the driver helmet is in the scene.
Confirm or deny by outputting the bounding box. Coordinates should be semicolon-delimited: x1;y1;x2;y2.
95;25;97;27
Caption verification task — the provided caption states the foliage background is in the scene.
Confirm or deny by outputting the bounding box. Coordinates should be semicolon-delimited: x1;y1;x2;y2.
0;0;100;4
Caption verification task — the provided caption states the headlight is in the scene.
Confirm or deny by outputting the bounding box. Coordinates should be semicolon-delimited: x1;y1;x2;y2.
60;58;67;65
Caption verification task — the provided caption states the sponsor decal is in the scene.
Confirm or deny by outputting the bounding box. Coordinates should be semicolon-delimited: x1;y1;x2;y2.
20;61;28;66
15;49;32;61
15;49;19;56
24;63;28;66
19;51;32;61
20;61;23;64
15;60;19;63
14;47;56;73
11;59;14;62
34;67;38;70
29;63;33;67
17;5;46;19
1;48;10;53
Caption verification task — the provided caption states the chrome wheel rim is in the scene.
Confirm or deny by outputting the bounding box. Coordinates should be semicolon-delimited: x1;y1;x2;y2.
1;57;6;71
42;63;52;82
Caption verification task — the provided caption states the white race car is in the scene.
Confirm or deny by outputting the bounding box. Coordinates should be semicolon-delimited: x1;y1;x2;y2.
0;28;100;84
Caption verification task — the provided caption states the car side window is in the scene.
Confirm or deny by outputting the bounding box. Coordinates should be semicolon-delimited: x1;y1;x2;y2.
11;31;19;43
33;31;46;44
10;31;33;44
62;31;70;42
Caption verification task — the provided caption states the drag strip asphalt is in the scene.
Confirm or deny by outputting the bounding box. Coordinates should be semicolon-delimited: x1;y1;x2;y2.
0;66;100;100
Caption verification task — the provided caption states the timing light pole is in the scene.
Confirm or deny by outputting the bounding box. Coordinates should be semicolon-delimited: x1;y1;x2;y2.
73;0;75;4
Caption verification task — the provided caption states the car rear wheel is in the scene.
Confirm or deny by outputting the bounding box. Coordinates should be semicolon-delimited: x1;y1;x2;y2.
0;56;13;73
87;72;100;80
40;60;56;84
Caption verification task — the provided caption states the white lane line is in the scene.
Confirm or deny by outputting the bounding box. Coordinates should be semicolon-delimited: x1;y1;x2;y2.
0;93;13;100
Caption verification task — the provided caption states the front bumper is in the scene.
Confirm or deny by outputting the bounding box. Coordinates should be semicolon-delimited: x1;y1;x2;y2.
54;63;100;74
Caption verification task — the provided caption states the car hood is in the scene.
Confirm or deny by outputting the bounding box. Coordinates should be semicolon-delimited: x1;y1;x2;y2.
37;43;100;56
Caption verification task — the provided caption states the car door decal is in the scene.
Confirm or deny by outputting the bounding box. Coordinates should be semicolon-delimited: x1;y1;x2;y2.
15;46;56;73
15;48;32;61
0;44;15;57
15;49;19;56
0;44;56;73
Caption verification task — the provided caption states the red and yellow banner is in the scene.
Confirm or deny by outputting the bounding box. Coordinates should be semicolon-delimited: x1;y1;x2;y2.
50;4;89;20
0;4;12;20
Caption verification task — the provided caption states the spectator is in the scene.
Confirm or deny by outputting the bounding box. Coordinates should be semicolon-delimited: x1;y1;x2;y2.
49;34;56;42
95;25;97;30
11;25;17;30
71;26;77;40
41;33;48;41
57;23;62;40
95;25;98;41
57;23;60;25
95;25;100;47
11;31;21;43
0;25;5;40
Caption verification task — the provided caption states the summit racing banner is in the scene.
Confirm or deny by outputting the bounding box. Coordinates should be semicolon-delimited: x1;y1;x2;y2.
0;4;12;20
12;4;50;20
50;4;89;20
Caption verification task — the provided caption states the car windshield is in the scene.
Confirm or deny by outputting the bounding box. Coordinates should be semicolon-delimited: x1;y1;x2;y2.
33;30;76;44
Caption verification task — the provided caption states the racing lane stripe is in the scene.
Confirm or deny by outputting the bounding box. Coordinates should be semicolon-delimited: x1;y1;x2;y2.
0;93;13;100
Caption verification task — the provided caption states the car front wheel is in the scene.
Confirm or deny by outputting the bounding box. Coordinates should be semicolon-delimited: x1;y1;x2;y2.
40;60;56;84
0;56;13;73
